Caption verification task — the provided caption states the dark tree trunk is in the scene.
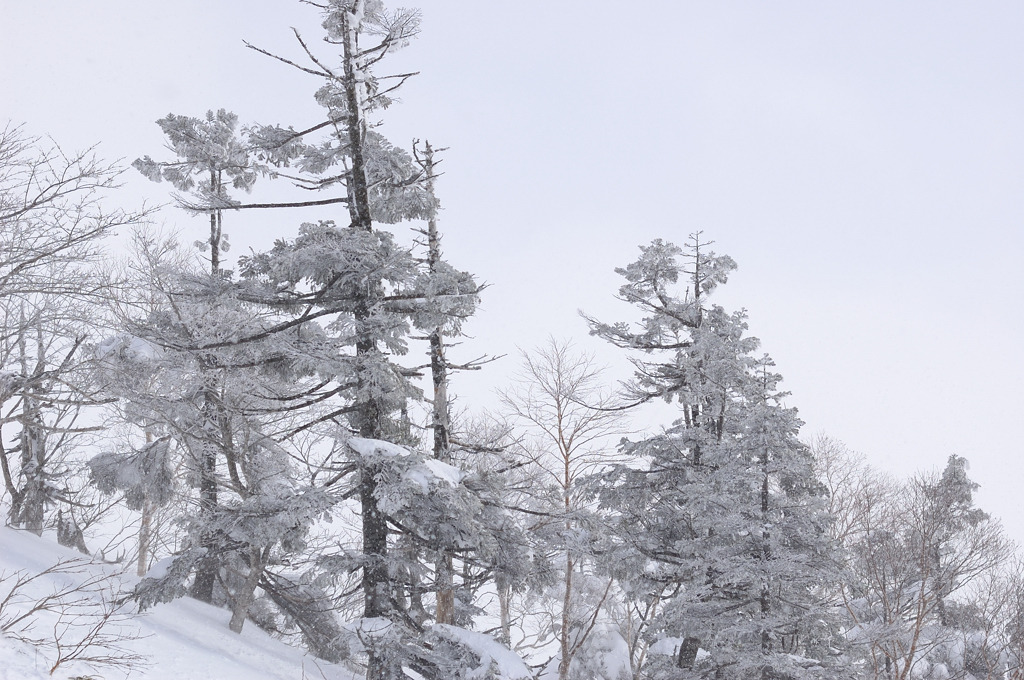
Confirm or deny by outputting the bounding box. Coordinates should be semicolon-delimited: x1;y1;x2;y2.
678;636;701;669
12;324;47;535
340;8;372;233
343;6;396;667
420;144;456;626
191;383;222;603
12;412;46;535
193;193;226;604
760;422;773;677
190;435;219;603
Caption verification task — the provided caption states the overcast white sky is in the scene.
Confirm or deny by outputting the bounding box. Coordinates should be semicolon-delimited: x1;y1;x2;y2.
2;2;1022;538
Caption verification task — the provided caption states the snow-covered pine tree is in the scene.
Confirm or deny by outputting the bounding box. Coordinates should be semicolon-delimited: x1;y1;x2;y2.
114;4;520;675
586;234;846;679
129;107;372;624
131;109;260;603
413;140;458;626
103;109;351;639
235;3;512;677
406;140;520;635
92;229;336;636
133;109;258;275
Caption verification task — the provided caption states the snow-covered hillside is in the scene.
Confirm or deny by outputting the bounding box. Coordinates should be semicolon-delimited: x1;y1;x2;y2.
0;527;356;680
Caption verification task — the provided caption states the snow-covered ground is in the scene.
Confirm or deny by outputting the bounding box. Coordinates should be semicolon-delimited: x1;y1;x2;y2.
0;526;357;680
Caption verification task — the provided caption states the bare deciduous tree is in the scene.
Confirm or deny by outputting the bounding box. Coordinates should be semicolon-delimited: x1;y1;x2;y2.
0;123;137;535
811;434;895;545
0;557;146;676
820;442;1013;679
500;337;624;680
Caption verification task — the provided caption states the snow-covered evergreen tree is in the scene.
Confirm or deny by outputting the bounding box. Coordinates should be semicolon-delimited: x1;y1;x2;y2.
117;3;513;678
587;234;846;679
92;230;336;634
129;108;262;603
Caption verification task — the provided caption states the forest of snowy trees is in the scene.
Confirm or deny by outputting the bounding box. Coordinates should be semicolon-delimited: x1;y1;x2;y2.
1;2;1022;680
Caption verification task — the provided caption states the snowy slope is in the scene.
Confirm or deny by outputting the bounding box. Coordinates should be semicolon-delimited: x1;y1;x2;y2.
0;527;357;680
